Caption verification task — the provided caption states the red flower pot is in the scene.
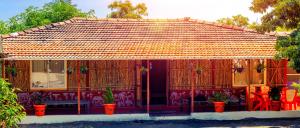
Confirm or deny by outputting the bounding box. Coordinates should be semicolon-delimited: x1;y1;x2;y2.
103;104;116;115
271;101;281;111
214;102;225;113
34;104;46;116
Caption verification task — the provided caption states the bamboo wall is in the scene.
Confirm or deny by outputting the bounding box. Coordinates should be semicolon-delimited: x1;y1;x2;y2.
5;60;30;91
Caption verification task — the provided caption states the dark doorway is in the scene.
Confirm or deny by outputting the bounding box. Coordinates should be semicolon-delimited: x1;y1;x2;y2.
142;60;167;106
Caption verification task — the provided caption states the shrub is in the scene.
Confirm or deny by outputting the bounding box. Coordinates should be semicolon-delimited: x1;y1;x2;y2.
0;78;26;127
208;92;229;104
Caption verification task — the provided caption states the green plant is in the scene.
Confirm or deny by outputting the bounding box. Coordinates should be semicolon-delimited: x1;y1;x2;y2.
30;91;48;105
6;66;17;77
256;63;265;73
103;87;115;104
0;78;26;127
140;66;148;75
67;67;73;74
269;86;281;101
291;82;300;96
80;65;88;74
195;66;203;75
208;92;229;104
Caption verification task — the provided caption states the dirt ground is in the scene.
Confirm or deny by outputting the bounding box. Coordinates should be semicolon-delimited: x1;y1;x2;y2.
20;118;300;128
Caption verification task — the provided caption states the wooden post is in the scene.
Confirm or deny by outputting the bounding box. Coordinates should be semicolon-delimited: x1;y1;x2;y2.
77;60;81;114
136;60;142;107
147;60;150;113
247;59;251;111
191;60;195;113
264;59;267;86
283;59;288;86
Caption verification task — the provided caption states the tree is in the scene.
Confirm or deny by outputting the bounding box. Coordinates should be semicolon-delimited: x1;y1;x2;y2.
107;0;148;19
250;0;300;72
0;79;26;127
250;0;300;32
0;0;95;34
217;14;249;27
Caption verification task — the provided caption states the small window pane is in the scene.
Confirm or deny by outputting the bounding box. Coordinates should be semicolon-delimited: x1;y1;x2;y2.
32;60;48;88
234;60;249;86
48;60;65;89
250;60;264;84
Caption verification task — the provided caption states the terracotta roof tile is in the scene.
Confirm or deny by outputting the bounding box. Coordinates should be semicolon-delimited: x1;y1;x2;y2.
1;17;277;60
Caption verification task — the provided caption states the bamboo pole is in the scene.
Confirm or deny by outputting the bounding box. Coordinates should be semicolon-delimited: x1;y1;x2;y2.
147;60;150;113
77;60;81;114
191;60;195;113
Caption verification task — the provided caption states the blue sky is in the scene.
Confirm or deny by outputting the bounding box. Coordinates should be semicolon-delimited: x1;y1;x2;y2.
0;0;262;22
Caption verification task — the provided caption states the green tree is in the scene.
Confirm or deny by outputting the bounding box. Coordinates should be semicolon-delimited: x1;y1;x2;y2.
250;0;300;32
107;0;148;19
0;0;95;34
217;14;249;27
0;79;26;127
251;0;300;71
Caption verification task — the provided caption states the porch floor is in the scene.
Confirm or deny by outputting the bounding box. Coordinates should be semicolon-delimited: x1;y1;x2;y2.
20;111;300;124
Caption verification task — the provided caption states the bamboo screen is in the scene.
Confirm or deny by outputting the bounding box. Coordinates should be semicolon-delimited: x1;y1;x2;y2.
169;60;232;90
267;59;286;86
6;60;30;91
67;60;88;90
89;60;136;91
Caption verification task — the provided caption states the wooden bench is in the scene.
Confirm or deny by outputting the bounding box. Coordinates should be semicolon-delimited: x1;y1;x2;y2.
46;100;90;113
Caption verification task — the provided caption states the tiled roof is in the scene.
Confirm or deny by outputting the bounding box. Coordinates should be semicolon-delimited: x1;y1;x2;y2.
1;17;277;60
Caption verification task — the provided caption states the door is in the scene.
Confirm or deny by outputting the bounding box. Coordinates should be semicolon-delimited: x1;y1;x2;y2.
142;60;167;105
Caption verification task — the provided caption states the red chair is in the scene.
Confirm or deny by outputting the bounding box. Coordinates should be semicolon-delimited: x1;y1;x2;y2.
281;88;298;110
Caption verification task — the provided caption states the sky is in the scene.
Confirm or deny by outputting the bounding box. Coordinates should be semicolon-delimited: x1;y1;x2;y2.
0;0;262;22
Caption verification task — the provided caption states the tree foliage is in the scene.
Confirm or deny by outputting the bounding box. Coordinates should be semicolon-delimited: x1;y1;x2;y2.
217;14;250;27
0;0;95;34
251;0;300;71
250;0;300;32
0;79;26;128
107;0;148;19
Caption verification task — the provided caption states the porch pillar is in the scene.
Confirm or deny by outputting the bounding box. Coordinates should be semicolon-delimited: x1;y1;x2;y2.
191;60;195;113
77;60;81;114
147;60;150;113
247;59;251;111
136;60;142;107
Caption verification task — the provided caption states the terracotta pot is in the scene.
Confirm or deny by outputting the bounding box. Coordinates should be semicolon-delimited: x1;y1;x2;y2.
271;101;281;111
34;104;46;116
103;104;116;115
213;102;225;113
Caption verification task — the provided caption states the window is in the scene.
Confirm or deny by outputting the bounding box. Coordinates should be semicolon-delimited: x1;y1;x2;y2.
31;60;66;90
233;60;249;86
287;67;300;86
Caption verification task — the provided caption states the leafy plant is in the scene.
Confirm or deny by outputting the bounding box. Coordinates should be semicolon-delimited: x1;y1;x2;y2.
233;64;244;73
6;66;17;77
80;65;88;74
256;63;265;73
269;86;281;101
195;66;203;75
67;67;73;74
140;66;148;75
291;82;300;96
208;92;229;104
30;91;48;105
0;78;26;128
103;87;115;104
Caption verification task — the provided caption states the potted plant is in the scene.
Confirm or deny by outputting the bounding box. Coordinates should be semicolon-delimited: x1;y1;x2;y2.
31;91;48;116
269;86;281;111
208;92;229;113
80;65;88;74
140;66;148;75
256;63;265;73
195;66;203;75
102;87;116;115
233;64;244;73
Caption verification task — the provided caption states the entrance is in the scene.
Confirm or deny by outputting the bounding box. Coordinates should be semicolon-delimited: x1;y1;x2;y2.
142;60;167;106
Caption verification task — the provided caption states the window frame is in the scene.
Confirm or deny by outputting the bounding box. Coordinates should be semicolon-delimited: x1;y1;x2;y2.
30;60;67;91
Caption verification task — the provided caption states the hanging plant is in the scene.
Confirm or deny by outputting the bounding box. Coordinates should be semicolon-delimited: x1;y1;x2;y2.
80;65;88;74
6;66;17;77
140;66;148;75
195;66;203;75
256;63;265;73
233;64;244;74
67;67;74;74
